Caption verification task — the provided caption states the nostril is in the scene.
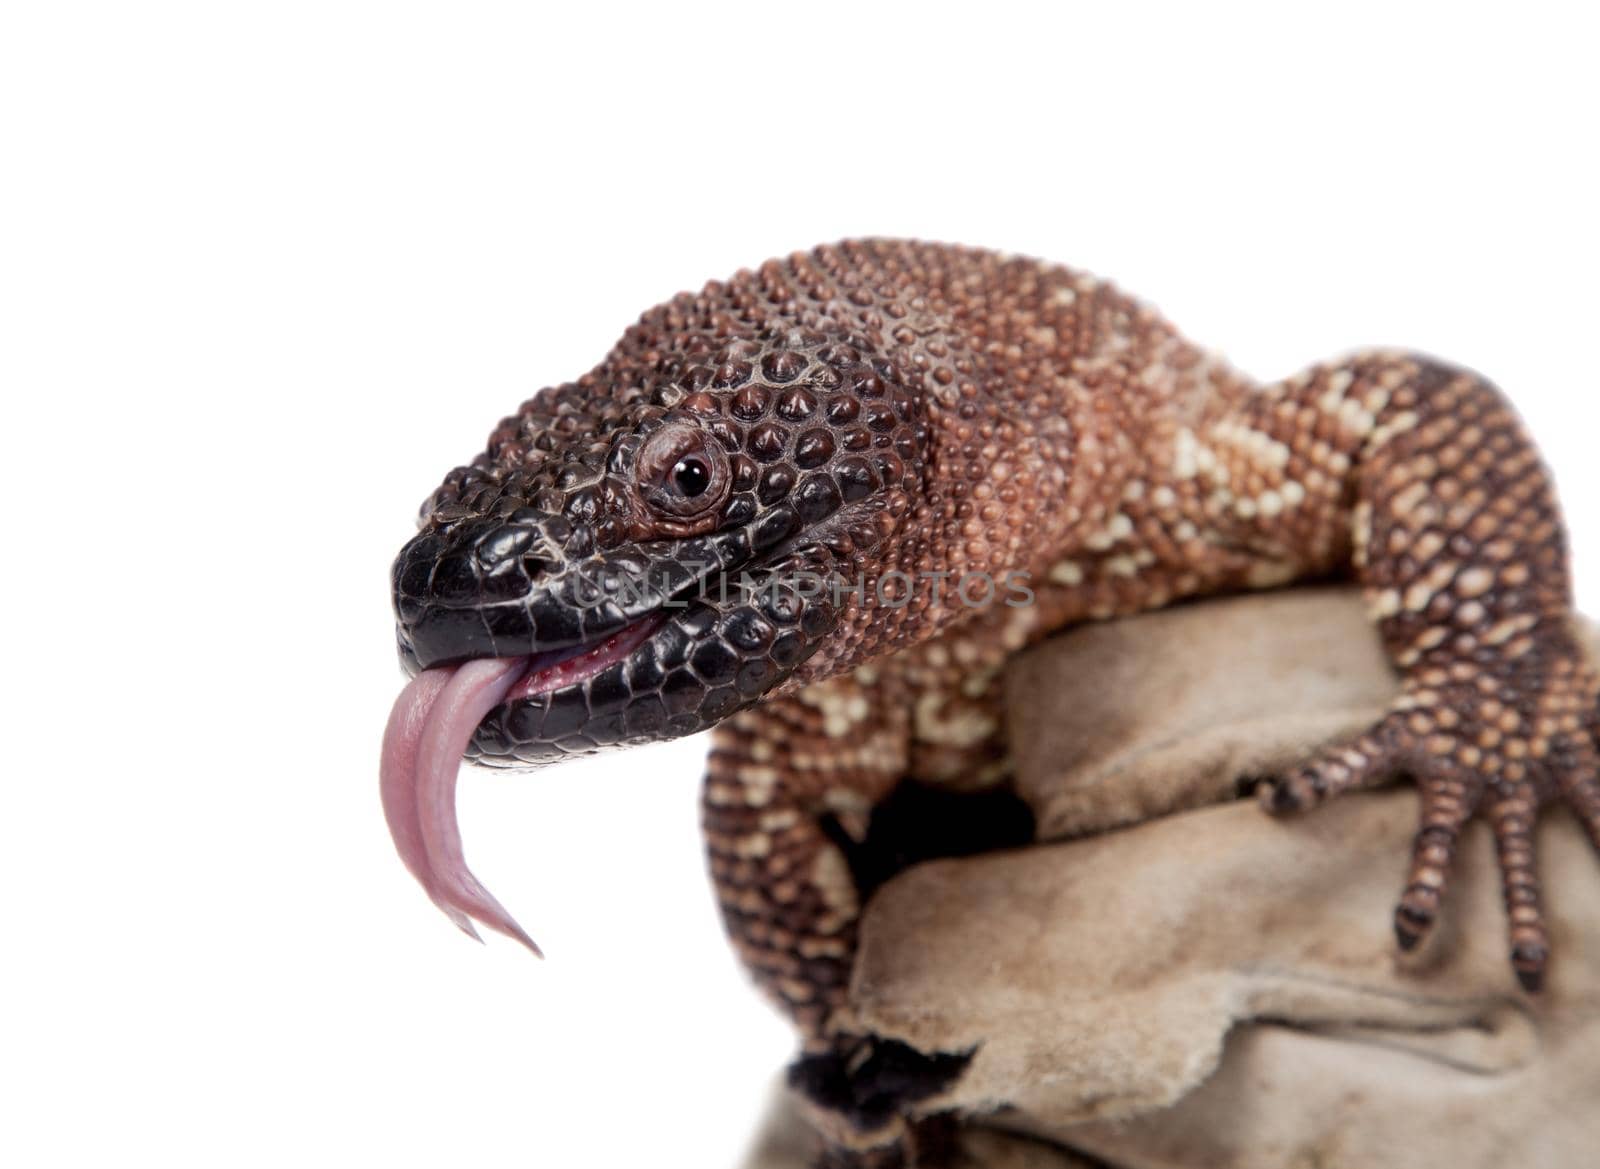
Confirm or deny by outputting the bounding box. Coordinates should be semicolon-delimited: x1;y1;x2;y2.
474;524;537;570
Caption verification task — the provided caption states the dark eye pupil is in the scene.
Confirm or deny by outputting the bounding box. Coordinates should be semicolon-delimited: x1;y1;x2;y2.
671;456;711;498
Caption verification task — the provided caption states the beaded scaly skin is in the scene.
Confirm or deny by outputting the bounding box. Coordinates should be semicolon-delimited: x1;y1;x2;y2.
388;237;1600;1091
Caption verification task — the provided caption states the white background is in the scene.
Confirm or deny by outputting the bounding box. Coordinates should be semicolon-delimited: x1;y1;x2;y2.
4;4;1598;1166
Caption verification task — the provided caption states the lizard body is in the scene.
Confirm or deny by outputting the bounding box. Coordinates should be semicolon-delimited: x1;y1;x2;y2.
382;239;1599;1153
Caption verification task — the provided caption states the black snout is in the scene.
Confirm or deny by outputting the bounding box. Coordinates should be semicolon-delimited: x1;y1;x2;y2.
391;516;559;670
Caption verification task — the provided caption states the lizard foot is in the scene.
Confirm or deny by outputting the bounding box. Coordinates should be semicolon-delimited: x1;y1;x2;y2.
1260;645;1600;992
788;1036;970;1149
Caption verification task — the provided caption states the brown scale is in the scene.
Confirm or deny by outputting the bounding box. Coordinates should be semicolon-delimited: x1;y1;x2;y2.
644;243;1599;1040
427;240;1599;1159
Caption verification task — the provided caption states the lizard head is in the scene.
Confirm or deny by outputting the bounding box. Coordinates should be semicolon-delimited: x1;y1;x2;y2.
395;323;932;757
381;298;930;948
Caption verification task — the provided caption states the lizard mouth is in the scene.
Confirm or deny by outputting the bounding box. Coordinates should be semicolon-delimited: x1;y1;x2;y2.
504;612;668;702
380;531;843;949
378;612;668;952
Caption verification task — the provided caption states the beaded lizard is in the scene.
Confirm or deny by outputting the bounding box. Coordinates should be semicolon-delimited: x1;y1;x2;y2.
380;238;1599;1153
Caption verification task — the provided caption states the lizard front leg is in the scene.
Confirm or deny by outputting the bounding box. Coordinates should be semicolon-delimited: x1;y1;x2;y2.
703;678;976;1162
702;679;910;1043
1209;352;1600;989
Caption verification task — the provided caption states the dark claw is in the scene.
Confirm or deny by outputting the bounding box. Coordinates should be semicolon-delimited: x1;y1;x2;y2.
1394;903;1432;951
1512;944;1548;993
1261;776;1304;814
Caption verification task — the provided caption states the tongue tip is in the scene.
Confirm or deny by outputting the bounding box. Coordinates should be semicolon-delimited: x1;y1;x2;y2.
466;897;545;957
432;882;544;956
460;913;544;958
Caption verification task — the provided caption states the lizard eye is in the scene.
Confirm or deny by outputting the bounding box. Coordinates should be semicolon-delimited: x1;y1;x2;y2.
671;455;712;498
638;423;729;519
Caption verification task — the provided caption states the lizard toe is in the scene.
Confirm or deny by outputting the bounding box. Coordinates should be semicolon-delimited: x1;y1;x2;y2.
1259;711;1407;814
1560;731;1600;856
1487;788;1548;992
1393;773;1480;951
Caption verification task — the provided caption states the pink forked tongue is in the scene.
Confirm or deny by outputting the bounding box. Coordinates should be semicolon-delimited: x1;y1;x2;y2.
380;658;542;955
